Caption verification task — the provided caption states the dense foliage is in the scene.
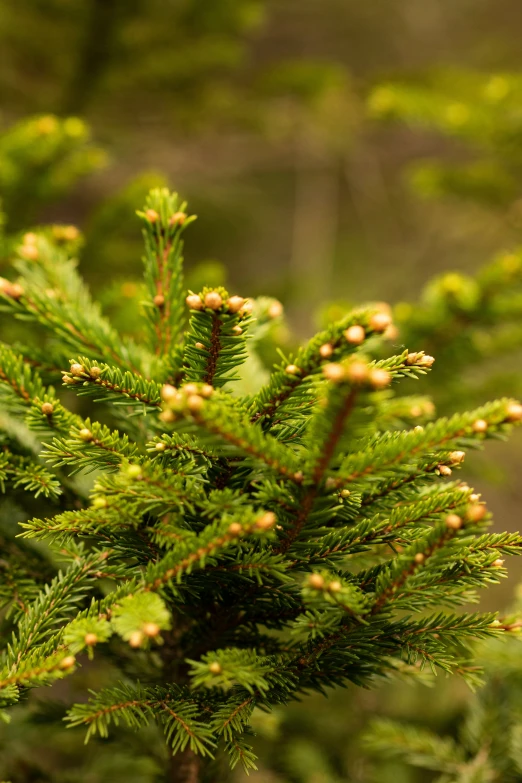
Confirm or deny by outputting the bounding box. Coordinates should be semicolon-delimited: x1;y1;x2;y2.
0;188;521;781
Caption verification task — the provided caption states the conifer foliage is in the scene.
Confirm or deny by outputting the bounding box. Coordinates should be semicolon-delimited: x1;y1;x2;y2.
1;189;522;781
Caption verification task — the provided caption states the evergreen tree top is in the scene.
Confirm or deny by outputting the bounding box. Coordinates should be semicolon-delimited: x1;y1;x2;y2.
1;187;522;780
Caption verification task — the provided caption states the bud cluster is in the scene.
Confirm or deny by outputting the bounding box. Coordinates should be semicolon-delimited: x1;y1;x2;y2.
160;382;214;422
185;289;253;317
61;362;102;385
0;277;24;300
322;357;392;390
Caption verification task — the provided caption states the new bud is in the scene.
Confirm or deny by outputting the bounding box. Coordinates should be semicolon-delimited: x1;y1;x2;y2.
506;403;522;422
268;300;283;318
319;343;333;358
84;633;98;646
186;294;203;310
143;622;160;638
308;573;325;589
344;325;365;345
449;451;465;464
41;402;54;415
204;291;223;310
369;368;391;389
256;512;276;530
323;363;345;382
445;514;463;530
369;312;392;333
466;503;487;522
169;212;187;226
227;296;245;313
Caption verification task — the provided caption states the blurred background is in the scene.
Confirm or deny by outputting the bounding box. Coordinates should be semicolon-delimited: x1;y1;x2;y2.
2;1;522;781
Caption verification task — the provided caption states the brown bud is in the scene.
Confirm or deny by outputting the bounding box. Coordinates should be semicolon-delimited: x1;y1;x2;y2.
469;493;480;502
323;363;345;382
19;244;39;260
227;295;245;313
294;471;304;483
183;383;199;396
195;342;205;350
256;511;276;530
384;324;399;340
89;366;102;379
328;580;342;592
344;325;365;345
145;209;159;222
369;312;392;332
369;368;392;389
186;294;203;310
466;503;487;522
59;655;76;670
153;294;165;307
161;384;178;402
9;283;24;299
506;403;522;422
472;419;488;433
232;325;243;335
228;522;242;535
449;451;465;464
62;375;77;385
438;465;452;476
41;402;54;415
285;364;300;375
319;343;333;358
239;300;253;316
129;631;144;648
155;442;166;451
70;363;84;376
187;395;204;413
84;633;98;646
414;553;425;564
61;225;80;241
346;361;369;384
419;354;435;368
445;513;463;530
204;291;223;310
209;661;222;674
406;352;422;365
200;384;214;398
79;428;93;442
23;232;37;245
308;573;325;589
268;301;283;318
169;211;187;226
142;622;160;638
492;558;505;568
159;409;175;423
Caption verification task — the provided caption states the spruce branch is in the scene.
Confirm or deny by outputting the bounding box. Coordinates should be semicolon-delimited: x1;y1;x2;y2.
138;188;196;360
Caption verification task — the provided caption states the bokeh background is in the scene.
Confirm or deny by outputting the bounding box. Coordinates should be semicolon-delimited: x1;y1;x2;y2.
2;1;522;781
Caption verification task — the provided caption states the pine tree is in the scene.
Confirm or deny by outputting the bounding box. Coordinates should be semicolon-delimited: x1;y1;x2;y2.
364;592;522;783
1;188;522;782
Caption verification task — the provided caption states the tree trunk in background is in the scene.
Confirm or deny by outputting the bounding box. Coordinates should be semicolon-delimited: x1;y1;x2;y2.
290;131;339;332
61;0;138;115
167;747;201;783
